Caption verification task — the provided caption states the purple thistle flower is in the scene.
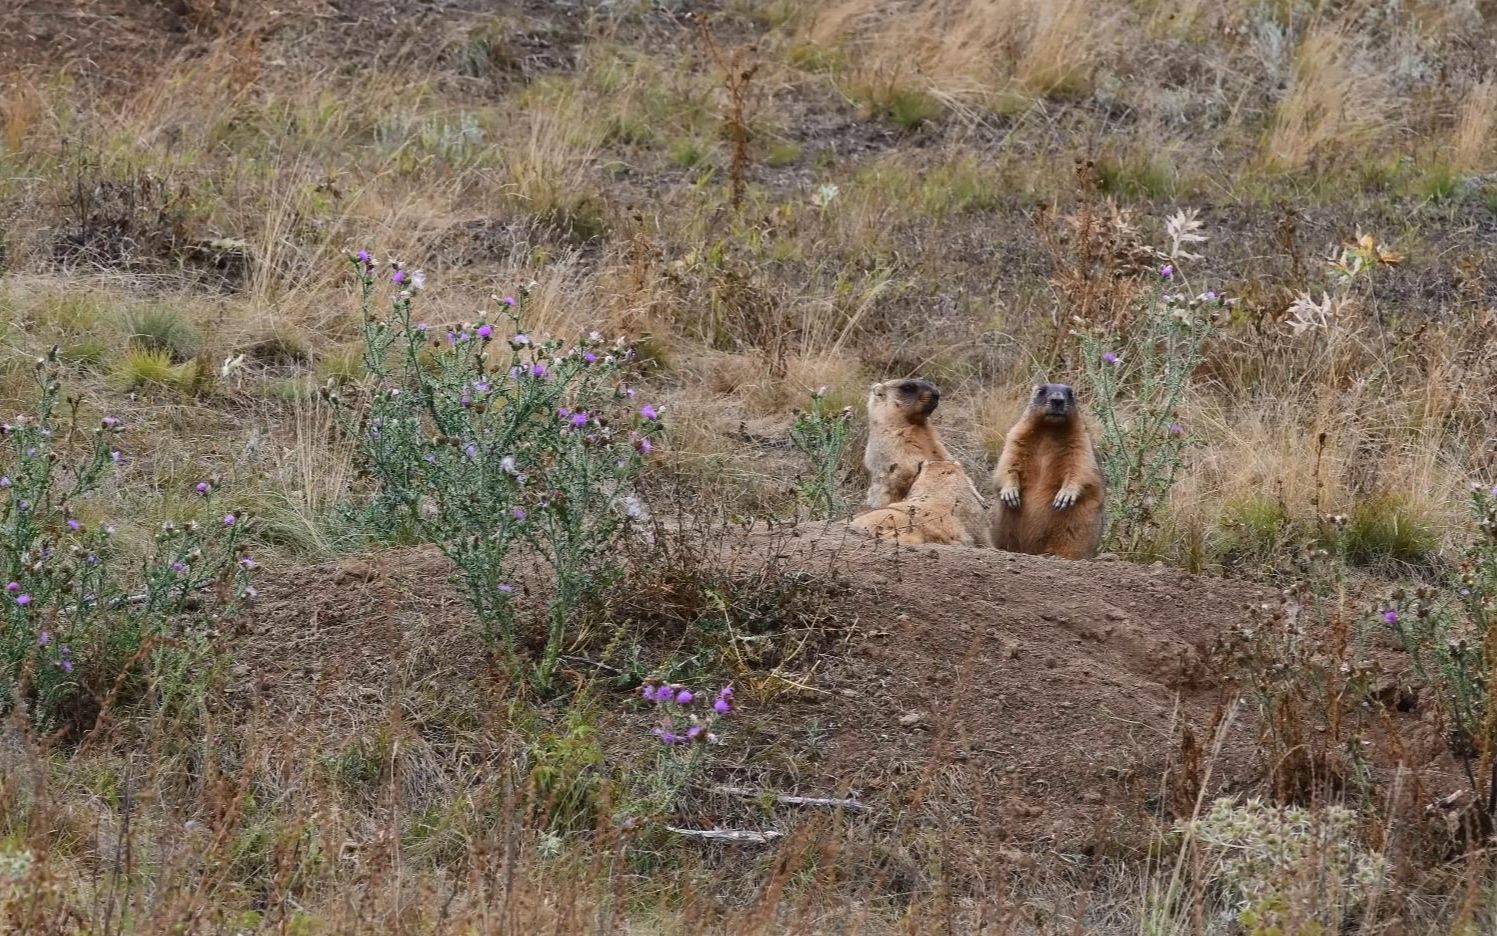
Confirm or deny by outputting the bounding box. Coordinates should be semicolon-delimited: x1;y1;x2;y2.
1102;352;1119;365
675;689;694;705
637;437;653;455
641;684;654;700
583;351;597;364
512;507;526;521
1461;588;1472;597
473;380;490;393
477;324;493;340
392;269;406;286
416;322;430;333
7;582;19;594
570;412;589;428
511;333;530;347
223;513;237;527
686;724;705;741
714;698;731;714
102;417;120;429
240;557;257;570
1169;423;1184;436
529;363;548;378
38;630;51;646
653;727;680;745
110;451;122;463
0;476;10;488
498;583;514;594
60;659;73;673
1160;264;1174;280
558;406;572;419
465;444;478;460
1382;609;1399;625
171;561;188;574
652;684;676;703
356;249;372;268
16;500;29;512
15;594;30;607
502;295;517;307
67;518;80;531
195;482;210;495
640;404;659;421
1490;485;1497;497
85;554;99;566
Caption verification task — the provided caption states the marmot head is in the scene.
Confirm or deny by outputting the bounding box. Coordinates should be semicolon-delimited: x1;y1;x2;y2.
868;378;941;423
1029;383;1078;422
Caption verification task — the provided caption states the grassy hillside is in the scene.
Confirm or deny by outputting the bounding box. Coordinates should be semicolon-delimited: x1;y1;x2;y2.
3;0;1497;932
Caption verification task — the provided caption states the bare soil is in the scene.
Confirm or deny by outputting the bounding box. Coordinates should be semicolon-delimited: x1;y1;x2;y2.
229;525;1386;870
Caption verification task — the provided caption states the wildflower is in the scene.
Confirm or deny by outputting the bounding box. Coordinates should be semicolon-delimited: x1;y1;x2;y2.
102;416;121;430
392;269;407;286
356;249;373;268
15;594;30;607
477;324;493;340
1102;352;1119;365
652;727;680;745
637;437;653;455
171;561;188;574
4;582;16;593
570;412;589;428
498;583;514;594
473;380;490;393
66;518;80;531
60;659;73;673
529;363;548;379
714;697;731;714
1382;610;1399;625
195;481;210;495
653;684;677;703
1169;423;1184;436
0;477;9;488
239;557;257;570
675;688;694;705
244;586;258;600
110;451;122;463
1160;264;1174;280
558;406;572;419
1201;290;1218;302
38;630;50;646
502;295;517;306
640;403;660;421
223;513;237;527
465;444;478;460
416;322;430;333
686;723;705;742
512;507;526;521
500;455;518;475
16;501;28;512
85;554;99;566
511;333;531;347
410;270;427;290
583;351;597;364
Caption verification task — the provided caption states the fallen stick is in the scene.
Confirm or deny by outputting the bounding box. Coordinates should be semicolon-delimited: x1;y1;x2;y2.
711;784;867;812
665;826;784;845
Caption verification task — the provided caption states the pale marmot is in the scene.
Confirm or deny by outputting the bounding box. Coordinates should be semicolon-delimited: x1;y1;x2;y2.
990;383;1104;560
862;378;952;509
851;460;992;547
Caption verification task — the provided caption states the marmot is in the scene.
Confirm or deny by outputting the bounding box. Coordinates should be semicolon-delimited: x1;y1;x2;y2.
852;460;992;547
863;378;952;509
990;383;1104;560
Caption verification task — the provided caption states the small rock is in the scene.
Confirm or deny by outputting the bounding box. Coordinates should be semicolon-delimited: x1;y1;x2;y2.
898;711;924;727
1082;791;1103;805
1105;610;1127;622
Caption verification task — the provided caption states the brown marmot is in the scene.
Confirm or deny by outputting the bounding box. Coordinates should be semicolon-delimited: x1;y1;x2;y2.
990;383;1104;560
862;378;952;509
851;460;992;547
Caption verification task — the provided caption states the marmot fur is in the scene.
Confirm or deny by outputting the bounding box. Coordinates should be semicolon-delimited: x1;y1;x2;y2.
862;378;952;509
990;383;1104;560
851;460;991;547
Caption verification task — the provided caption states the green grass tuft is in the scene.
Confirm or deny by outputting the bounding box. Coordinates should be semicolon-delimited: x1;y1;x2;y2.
124;306;201;362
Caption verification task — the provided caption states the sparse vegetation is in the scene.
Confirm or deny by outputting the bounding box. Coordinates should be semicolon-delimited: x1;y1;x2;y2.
4;0;1497;931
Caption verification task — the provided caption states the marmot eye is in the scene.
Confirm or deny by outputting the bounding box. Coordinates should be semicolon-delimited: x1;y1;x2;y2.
899;382;918;394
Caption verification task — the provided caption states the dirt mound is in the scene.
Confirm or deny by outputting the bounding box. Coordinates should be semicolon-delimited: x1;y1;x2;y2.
231;525;1290;862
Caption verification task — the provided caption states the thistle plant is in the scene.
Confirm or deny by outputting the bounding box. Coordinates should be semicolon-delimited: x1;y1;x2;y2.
789;388;853;518
329;253;662;692
633;680;735;816
0;350;253;729
1077;261;1220;556
1377;484;1497;813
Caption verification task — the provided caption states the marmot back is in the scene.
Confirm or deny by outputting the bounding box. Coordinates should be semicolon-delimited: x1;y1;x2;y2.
990;383;1104;560
851;459;991;547
862;378;952;509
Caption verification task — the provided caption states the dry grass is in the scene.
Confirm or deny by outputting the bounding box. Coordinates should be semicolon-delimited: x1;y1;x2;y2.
1450;78;1497;172
1263;23;1396;171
